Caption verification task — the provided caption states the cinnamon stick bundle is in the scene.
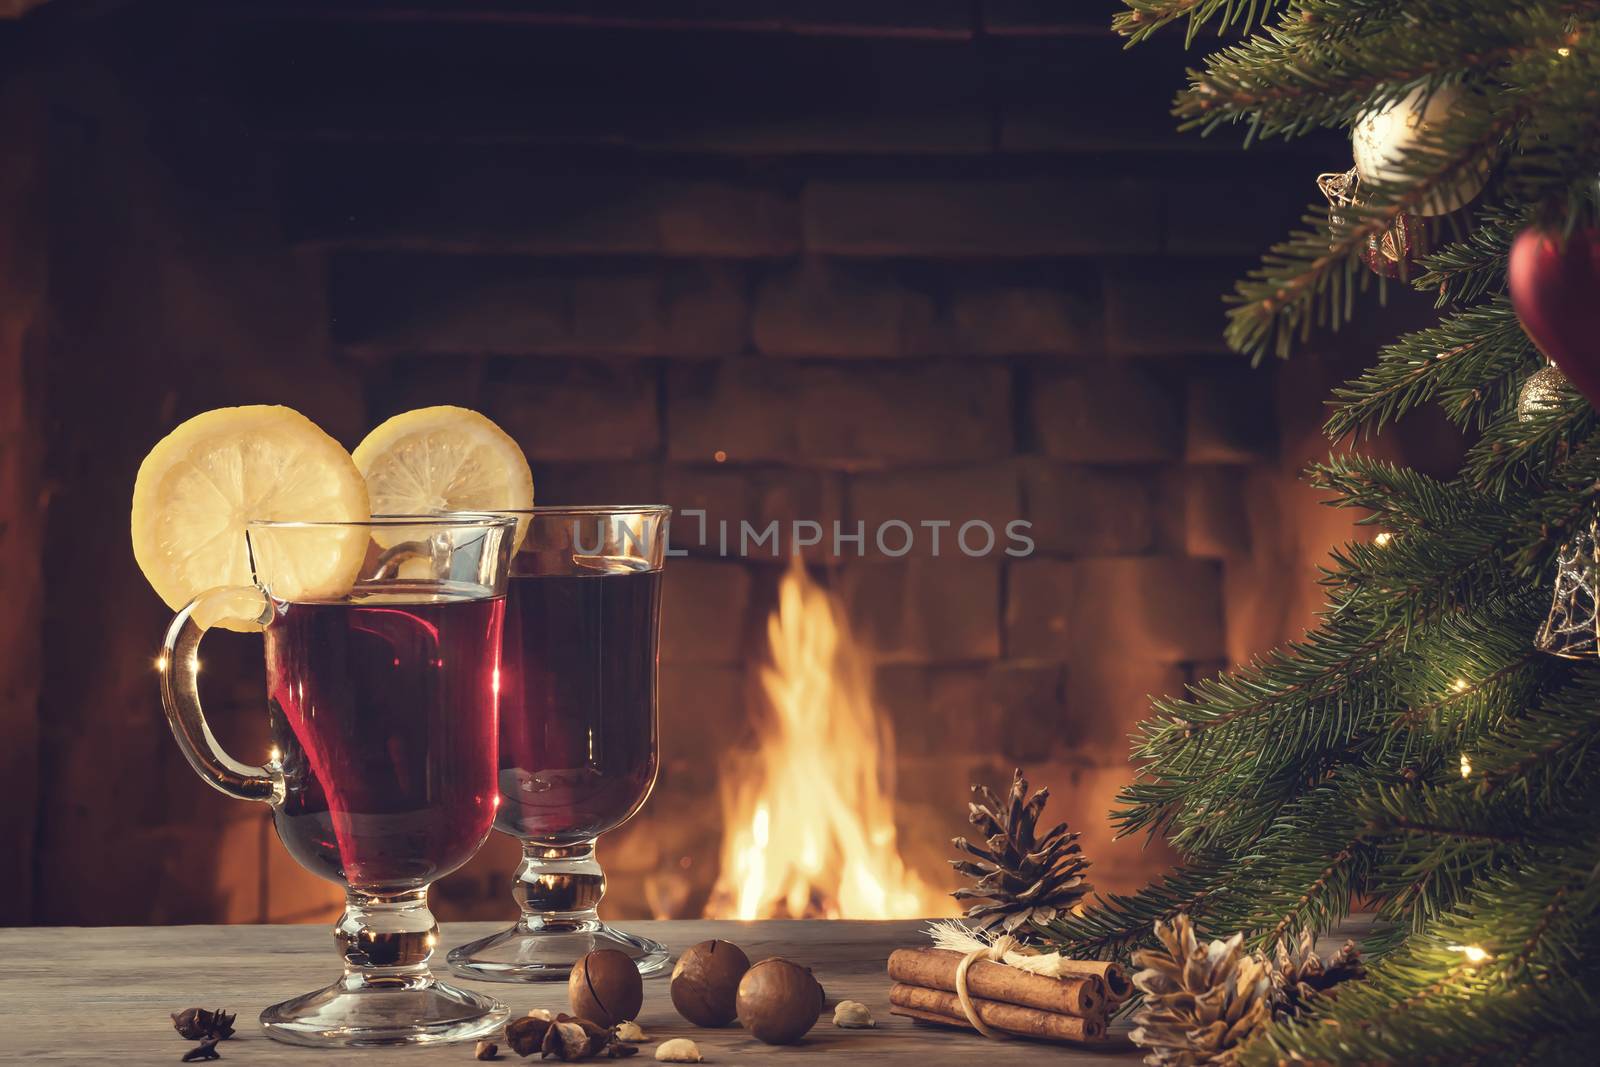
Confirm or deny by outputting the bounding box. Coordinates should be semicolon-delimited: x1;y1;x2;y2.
1049;958;1132;1003
886;948;1102;1016
888;983;1107;1043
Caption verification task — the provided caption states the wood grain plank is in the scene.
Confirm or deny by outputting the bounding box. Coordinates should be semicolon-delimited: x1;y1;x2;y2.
0;919;1147;1064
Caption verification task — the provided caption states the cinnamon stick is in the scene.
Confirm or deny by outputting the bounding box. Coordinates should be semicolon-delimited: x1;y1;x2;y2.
886;947;1102;1016
888;983;1106;1043
1049;958;1132;1003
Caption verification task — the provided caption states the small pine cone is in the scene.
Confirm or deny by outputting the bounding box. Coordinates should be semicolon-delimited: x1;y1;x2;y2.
949;768;1091;936
1270;929;1365;1019
1129;916;1273;1067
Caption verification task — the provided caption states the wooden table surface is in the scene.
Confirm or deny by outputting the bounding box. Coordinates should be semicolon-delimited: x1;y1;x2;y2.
0;919;1149;1064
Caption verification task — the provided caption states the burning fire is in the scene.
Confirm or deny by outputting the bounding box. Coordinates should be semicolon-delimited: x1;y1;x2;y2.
707;560;953;920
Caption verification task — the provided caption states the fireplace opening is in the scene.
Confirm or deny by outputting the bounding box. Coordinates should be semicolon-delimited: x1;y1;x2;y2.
0;0;1456;928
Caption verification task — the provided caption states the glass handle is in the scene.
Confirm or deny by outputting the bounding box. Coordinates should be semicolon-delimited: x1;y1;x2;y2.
158;585;282;804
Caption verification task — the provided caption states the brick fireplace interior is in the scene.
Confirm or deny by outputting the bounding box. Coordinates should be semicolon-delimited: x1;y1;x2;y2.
0;0;1458;927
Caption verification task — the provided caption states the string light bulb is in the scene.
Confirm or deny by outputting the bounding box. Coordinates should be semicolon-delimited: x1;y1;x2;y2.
1459;753;1472;778
1451;943;1490;963
1451;678;1470;693
1374;532;1393;547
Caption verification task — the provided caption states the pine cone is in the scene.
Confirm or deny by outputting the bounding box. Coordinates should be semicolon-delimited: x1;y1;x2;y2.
1269;929;1365;1019
949;768;1090;935
1129;916;1273;1067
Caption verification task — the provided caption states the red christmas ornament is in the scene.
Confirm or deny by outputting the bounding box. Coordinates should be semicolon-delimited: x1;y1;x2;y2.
1509;226;1600;408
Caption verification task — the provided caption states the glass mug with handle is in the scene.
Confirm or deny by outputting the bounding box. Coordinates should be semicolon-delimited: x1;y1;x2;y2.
449;505;671;981
158;514;516;1047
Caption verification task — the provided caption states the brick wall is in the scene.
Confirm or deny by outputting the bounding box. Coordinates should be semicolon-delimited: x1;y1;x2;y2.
3;0;1457;925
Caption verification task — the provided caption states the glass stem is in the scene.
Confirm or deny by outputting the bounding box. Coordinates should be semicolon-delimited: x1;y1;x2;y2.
515;840;605;928
336;887;439;986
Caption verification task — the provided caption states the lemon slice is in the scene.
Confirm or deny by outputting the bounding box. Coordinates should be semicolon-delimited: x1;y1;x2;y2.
131;406;371;631
352;406;534;540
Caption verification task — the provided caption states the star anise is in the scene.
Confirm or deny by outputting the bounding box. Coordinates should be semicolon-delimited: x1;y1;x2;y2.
171;1008;236;1041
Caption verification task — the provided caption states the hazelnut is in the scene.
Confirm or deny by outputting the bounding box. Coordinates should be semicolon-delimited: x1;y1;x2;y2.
569;949;644;1028
736;957;822;1045
474;1038;499;1060
670;939;751;1027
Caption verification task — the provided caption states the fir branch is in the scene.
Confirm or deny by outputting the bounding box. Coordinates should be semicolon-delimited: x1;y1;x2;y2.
1324;298;1533;440
1039;862;1235;961
1178;11;1572;140
1309;455;1477;533
1412;205;1525;306
1113;0;1285;45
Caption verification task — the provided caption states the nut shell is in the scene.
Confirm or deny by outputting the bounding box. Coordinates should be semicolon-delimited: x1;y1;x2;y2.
735;957;822;1045
569;949;644;1028
670;939;751;1027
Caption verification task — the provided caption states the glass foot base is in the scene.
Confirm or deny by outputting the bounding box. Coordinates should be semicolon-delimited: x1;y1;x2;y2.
448;919;672;983
260;974;509;1048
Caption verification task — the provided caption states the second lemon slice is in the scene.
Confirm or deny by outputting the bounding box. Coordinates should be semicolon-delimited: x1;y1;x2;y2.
353;406;534;530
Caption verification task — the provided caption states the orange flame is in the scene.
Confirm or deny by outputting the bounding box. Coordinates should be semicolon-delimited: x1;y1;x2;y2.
707;560;953;920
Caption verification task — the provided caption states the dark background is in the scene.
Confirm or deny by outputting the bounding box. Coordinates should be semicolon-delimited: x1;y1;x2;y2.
0;0;1455;927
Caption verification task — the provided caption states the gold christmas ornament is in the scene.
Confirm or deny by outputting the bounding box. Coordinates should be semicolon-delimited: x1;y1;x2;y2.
1517;363;1570;421
1352;85;1487;216
1317;168;1426;278
1536;517;1600;659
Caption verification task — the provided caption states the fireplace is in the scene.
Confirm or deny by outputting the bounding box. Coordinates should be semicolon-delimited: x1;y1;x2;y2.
0;0;1456;928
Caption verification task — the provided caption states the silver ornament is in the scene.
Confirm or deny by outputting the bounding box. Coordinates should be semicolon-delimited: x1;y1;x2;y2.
1518;364;1570;422
1536;518;1600;659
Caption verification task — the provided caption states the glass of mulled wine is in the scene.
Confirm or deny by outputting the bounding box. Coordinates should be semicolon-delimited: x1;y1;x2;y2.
157;514;517;1047
448;505;671;982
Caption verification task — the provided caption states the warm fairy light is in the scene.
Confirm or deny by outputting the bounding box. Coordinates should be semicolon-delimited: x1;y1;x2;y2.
268;746;281;764
1460;753;1472;778
708;559;952;921
713;449;728;463
1452;943;1490;963
1374;532;1393;547
1451;678;1470;693
1558;46;1572;57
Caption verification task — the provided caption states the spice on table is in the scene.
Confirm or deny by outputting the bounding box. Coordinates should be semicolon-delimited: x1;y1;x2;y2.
613;1020;648;1042
670;938;750;1027
180;1037;222;1062
505;1013;640;1061
889;983;1107;1043
475;1038;500;1060
888;947;1104;1015
737;957;823;1045
171;1007;237;1041
570;950;645;1028
653;1038;703;1062
832;1000;875;1028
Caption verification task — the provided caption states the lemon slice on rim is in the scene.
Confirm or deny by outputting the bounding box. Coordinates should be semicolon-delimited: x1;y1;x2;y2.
352;406;534;541
131;406;371;631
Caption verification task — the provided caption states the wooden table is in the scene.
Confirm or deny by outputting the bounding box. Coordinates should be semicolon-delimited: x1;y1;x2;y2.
0;919;1145;1064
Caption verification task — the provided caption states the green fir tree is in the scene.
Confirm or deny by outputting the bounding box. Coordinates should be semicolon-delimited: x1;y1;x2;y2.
1041;3;1600;1064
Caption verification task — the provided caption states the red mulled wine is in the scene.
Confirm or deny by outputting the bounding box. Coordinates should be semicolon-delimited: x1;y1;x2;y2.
265;587;504;892
496;568;661;843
